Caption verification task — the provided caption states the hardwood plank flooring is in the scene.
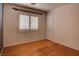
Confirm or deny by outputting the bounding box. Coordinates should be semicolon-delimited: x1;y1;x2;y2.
2;39;79;56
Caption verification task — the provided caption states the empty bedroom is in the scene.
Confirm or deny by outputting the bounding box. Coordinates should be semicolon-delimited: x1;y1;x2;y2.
0;3;79;56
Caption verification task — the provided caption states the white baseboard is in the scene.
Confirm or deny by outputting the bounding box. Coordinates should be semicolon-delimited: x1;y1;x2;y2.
4;39;45;47
49;39;79;51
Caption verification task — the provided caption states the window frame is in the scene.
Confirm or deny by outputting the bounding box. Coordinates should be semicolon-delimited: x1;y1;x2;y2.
18;14;39;32
19;15;30;30
30;15;39;31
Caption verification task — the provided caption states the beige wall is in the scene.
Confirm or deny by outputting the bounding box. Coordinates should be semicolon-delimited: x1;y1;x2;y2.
46;11;53;40
3;4;46;47
47;4;79;50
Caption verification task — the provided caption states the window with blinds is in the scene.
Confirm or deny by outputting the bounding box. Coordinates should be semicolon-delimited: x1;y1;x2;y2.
19;15;39;31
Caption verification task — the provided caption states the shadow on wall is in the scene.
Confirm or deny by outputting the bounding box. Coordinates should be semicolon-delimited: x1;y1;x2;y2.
0;3;3;52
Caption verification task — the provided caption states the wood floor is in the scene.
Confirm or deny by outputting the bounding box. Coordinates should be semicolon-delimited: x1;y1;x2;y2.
2;39;79;56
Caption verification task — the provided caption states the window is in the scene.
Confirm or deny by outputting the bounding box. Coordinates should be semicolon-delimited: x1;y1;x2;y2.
19;15;29;30
31;16;38;30
19;15;39;31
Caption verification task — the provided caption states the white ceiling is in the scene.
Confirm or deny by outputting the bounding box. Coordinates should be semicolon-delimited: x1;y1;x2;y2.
15;3;69;11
